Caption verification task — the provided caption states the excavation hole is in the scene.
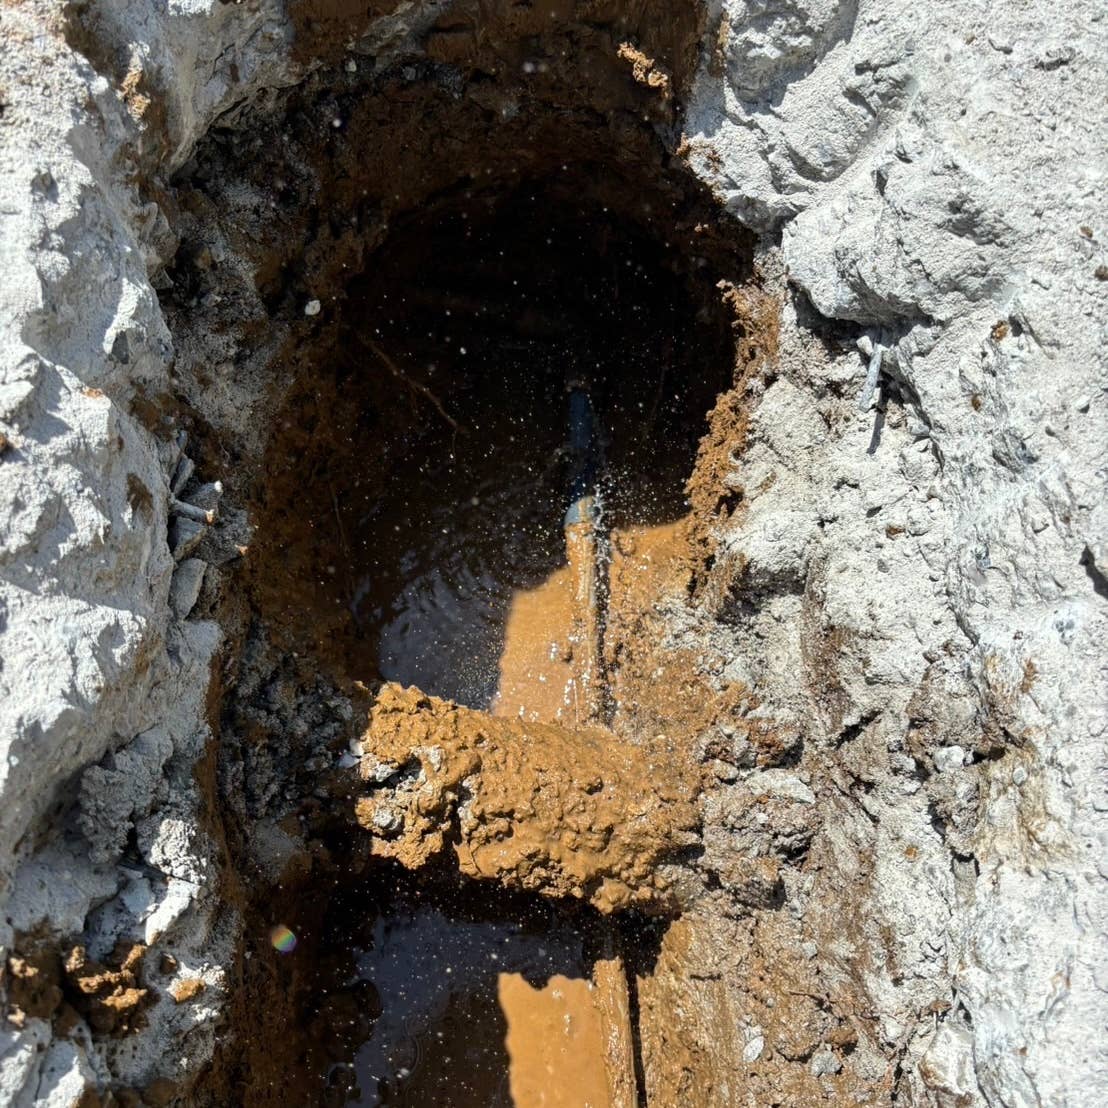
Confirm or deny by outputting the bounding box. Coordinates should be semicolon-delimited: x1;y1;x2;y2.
226;153;747;1107
251;175;738;710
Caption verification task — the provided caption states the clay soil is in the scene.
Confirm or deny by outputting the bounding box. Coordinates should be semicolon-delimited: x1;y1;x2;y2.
164;3;841;1104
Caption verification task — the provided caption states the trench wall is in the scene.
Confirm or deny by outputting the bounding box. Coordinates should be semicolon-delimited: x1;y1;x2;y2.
0;1;1105;1104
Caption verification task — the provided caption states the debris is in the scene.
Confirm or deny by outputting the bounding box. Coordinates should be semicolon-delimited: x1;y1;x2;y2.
811;1049;842;1076
169;977;206;1004
856;342;884;412
170;496;215;525
169;558;207;619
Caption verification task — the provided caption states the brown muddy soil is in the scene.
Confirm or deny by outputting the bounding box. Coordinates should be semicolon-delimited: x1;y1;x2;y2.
245;182;737;698
166;4;816;1104
201;175;758;1101
355;683;700;914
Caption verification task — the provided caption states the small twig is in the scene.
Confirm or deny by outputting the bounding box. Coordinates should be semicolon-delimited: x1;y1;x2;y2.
364;338;460;433
329;479;350;563
327;478;360;623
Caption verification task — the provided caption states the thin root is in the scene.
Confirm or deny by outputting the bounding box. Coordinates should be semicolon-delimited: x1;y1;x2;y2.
364;339;461;433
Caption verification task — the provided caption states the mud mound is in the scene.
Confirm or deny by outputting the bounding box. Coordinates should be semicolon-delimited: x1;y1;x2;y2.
356;683;700;913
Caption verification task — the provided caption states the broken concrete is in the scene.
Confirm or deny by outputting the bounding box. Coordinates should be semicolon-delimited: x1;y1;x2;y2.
0;0;1104;1104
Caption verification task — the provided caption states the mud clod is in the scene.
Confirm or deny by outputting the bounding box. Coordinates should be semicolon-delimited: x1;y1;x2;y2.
357;683;700;914
63;944;150;1036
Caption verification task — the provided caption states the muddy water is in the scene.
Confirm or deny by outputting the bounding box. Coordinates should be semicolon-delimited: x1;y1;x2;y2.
344;388;652;1105
261;195;733;1106
356;355;569;708
329;387;692;1103
301;876;623;1108
342;897;591;1106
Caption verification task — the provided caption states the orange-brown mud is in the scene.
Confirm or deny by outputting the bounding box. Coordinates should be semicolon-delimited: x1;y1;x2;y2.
168;2;817;1103
355;684;699;913
500;963;634;1108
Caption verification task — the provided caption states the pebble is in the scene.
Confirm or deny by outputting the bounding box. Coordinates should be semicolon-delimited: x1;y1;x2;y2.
811;1049;842;1077
364;756;400;783
304;299;321;316
711;759;739;783
169;558;206;620
742;1033;765;1063
372;806;402;833
933;745;966;773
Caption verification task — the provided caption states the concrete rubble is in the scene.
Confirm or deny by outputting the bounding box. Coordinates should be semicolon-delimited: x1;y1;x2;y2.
0;0;1104;1104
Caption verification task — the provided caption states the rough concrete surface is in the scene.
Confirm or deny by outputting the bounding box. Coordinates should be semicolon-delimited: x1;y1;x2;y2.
0;0;1104;1105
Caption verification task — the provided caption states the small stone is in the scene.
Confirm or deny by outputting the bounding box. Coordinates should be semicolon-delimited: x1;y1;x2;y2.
169;558;206;619
304;299;322;317
751;771;816;805
932;745;966;773
372;806;402;834
1012;765;1028;786
345;59;357;73
811;1049;841;1077
169;516;206;561
363;756;400;783
742;1033;764;1063
711;758;739;783
881;1017;904;1045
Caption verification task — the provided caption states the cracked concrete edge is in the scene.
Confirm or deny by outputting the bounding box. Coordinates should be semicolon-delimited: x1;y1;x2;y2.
0;1;290;1098
0;0;1104;1103
684;1;1108;1102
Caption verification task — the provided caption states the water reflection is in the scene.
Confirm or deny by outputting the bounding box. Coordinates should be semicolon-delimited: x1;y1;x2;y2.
332;890;598;1107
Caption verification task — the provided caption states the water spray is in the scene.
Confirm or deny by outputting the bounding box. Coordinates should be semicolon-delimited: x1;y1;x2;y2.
563;380;607;725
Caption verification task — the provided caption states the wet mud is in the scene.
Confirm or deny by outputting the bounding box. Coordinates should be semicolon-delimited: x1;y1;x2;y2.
177;7;790;1102
214;175;742;1102
355;683;700;913
243;866;640;1107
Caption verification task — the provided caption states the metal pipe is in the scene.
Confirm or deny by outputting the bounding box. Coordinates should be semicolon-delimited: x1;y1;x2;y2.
563;384;605;724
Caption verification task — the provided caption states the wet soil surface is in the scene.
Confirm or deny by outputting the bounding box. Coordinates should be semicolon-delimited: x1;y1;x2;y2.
232;186;734;1104
252;186;733;700
262;867;640;1108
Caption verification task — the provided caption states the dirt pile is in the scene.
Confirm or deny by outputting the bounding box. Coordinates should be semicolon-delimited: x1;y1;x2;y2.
356;683;700;914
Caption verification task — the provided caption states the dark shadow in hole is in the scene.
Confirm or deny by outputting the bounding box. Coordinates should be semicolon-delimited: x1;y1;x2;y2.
255;177;735;706
617;912;670;1108
1080;545;1108;601
277;854;667;1108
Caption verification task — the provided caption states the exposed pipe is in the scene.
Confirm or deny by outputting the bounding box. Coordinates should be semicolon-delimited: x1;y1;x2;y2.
563;382;606;725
